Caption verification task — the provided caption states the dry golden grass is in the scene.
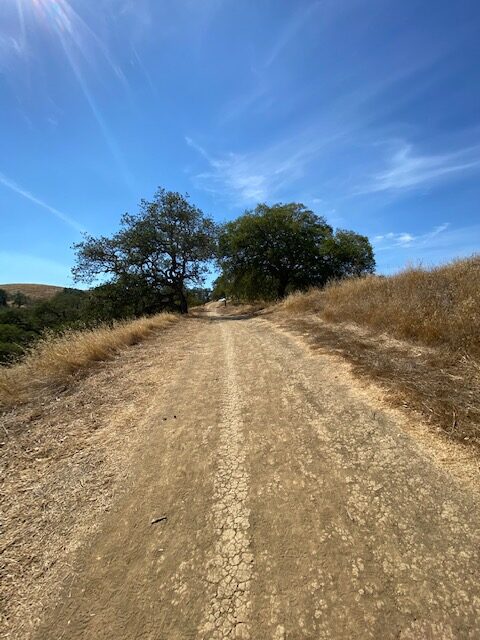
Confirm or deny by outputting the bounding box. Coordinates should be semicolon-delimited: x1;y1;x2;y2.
0;283;65;301
0;313;179;407
281;256;480;354
277;256;480;448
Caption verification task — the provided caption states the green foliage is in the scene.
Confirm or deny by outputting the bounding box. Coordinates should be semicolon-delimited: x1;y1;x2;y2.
211;274;231;300
0;320;38;362
73;188;217;314
83;277;178;321
0;289;90;364
0;191;376;363
0;312;36;363
321;229;376;278
11;291;29;307
187;287;212;307
31;289;89;326
0;341;24;362
0;279;215;364
217;203;375;300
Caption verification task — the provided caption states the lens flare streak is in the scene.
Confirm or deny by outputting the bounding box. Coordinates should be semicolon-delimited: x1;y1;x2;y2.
16;0;135;192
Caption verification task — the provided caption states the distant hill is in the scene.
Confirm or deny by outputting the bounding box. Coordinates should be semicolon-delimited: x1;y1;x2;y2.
0;283;65;301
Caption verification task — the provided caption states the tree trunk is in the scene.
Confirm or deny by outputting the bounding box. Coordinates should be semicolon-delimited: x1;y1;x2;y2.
178;288;188;314
277;277;288;299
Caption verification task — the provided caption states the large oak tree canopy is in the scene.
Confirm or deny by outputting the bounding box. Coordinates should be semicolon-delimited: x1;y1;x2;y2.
72;189;216;313
216;203;375;300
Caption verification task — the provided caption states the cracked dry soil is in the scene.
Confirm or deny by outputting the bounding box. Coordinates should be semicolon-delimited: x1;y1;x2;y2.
29;312;479;639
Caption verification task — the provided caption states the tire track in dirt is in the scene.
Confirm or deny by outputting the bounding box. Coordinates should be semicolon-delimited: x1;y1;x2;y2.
29;319;225;640
9;310;479;639
199;324;254;639
246;317;480;638
243;320;399;637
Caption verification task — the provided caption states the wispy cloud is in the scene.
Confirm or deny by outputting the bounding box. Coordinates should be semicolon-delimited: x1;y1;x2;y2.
0;171;85;233
118;0;226;45
362;142;480;193
373;223;480;273
218;86;270;125
185;128;346;204
265;2;321;67
0;34;27;70
119;0;152;29
131;44;157;95
374;223;450;250
186;137;275;202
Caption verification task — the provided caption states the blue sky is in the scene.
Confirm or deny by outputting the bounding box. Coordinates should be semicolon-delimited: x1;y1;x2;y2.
0;0;479;286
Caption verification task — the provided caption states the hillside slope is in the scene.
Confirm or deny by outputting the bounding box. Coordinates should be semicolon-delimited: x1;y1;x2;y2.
1;309;479;639
0;283;65;301
273;257;480;448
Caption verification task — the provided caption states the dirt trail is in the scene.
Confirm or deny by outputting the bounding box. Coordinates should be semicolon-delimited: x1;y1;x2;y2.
26;312;479;639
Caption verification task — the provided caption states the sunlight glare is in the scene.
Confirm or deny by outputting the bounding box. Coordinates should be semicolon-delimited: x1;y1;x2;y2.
12;0;135;194
30;0;73;34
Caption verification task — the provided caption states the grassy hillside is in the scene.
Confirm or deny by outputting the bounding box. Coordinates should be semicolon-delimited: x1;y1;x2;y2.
0;313;179;407
277;256;480;447
280;256;480;354
0;288;89;363
0;283;65;301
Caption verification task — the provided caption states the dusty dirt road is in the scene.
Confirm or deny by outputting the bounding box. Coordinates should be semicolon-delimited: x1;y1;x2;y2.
30;311;479;639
